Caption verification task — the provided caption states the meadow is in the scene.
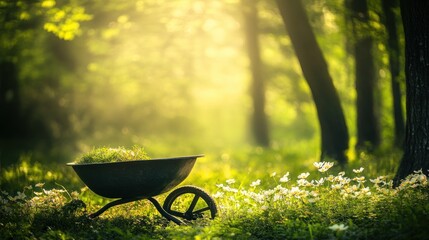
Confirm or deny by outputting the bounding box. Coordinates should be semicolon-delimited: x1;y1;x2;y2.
1;145;428;240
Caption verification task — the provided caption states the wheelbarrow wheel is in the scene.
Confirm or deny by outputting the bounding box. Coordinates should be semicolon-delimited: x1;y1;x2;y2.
163;185;218;221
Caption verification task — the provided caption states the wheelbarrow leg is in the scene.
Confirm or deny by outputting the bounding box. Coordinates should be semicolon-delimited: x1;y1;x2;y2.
147;197;184;225
89;196;144;218
89;196;184;225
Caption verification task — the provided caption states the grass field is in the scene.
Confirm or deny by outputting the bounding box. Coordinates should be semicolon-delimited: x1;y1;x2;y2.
1;146;429;239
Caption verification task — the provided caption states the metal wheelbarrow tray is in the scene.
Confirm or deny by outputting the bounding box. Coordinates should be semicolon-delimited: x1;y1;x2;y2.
67;154;217;225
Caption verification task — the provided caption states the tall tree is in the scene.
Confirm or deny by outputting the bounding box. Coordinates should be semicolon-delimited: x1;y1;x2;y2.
0;61;24;138
394;0;429;185
242;0;270;147
381;0;405;148
346;0;380;150
275;0;349;164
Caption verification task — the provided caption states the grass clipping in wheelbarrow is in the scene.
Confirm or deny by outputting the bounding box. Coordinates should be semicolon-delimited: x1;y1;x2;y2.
75;146;151;164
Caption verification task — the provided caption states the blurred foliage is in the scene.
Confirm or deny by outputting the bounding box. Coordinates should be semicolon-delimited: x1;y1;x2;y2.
0;0;404;164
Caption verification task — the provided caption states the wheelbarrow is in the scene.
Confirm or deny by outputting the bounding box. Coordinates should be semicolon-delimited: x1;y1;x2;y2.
67;154;217;225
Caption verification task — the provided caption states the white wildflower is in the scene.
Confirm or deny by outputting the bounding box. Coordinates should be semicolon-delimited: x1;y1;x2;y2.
376;188;392;195
308;191;320;203
289;186;309;199
250;179;261;187
335;175;351;185
16;191;26;200
329;223;348;231
360;187;371;196
353;176;366;183
313;162;323;168
313;161;334;172
263;189;276;197
270;172;277;177
370;176;387;186
326;175;335;182
309;191;319;197
398;169;428;190
298;172;310;179
280;172;290;183
311;178;325;186
273;194;283;202
274;185;288;196
224;186;238;193
290;186;301;194
419;174;428;183
297;179;312;187
213;191;224;198
217;184;238;193
248;192;264;203
226;179;236;185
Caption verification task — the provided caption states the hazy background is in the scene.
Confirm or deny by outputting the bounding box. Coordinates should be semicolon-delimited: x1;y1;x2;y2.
0;0;402;166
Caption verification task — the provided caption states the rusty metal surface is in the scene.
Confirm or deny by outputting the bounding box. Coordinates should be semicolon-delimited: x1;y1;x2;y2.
67;155;203;199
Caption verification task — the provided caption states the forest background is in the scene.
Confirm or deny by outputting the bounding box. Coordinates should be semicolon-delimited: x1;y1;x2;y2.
1;0;405;167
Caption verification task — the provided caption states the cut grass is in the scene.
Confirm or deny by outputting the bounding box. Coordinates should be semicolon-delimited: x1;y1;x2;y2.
74;146;151;164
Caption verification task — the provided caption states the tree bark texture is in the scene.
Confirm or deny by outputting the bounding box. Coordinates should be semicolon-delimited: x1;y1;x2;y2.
242;0;270;147
349;0;380;150
394;0;429;184
381;0;405;148
276;0;349;163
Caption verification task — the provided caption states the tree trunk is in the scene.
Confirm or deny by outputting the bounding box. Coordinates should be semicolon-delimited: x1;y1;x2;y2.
348;0;380;150
0;61;24;138
276;0;349;164
381;0;405;148
242;0;270;147
394;0;429;185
